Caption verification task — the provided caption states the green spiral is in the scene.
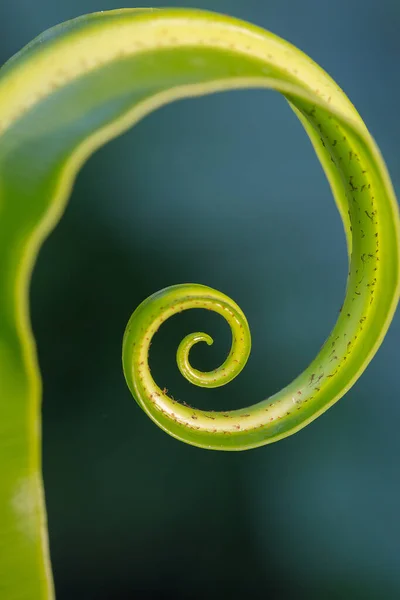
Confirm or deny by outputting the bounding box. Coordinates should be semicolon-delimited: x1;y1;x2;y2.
0;7;399;597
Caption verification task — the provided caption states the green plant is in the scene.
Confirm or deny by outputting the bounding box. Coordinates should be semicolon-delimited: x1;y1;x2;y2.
0;7;398;598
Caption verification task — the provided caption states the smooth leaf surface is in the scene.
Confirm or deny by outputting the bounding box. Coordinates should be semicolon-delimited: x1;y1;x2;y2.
0;7;398;598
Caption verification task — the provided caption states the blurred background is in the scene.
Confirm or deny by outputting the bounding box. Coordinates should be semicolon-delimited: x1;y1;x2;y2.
1;0;400;598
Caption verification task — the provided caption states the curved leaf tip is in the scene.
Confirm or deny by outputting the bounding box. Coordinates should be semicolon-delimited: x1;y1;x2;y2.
0;8;399;598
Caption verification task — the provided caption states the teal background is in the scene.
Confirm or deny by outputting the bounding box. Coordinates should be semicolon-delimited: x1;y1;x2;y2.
1;1;399;598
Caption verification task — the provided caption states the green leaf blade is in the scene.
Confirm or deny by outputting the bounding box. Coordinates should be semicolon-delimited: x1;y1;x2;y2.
0;8;398;597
